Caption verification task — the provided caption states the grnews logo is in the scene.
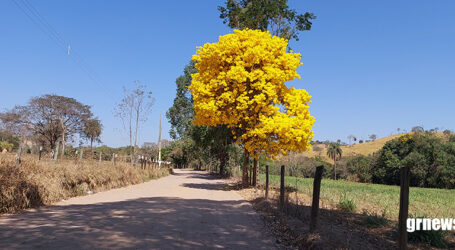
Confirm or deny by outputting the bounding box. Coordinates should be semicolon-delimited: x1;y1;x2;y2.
407;218;455;232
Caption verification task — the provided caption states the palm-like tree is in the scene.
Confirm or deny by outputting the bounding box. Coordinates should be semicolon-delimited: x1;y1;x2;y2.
327;143;342;180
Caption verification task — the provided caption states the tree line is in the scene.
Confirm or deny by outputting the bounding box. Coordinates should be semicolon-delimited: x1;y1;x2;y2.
0;81;155;165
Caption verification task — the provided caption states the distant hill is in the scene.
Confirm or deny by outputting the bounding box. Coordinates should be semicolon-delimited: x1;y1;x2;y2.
306;133;406;162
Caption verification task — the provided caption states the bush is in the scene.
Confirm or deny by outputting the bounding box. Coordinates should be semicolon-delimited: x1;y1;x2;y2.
362;212;388;228
337;193;356;212
443;129;452;136
0;131;20;150
346;155;375;183
408;229;448;248
0;141;13;152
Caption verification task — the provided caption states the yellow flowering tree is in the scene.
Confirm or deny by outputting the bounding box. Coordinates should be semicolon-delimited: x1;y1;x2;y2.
189;29;314;186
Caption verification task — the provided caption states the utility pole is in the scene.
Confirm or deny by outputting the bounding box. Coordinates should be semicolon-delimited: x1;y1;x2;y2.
158;114;162;168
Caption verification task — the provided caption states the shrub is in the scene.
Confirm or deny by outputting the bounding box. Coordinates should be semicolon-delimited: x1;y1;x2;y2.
408;229;448;248
337;193;356;212
0;131;20;150
443;129;452;136
362;212;388;228
0;141;13;152
346;155;374;183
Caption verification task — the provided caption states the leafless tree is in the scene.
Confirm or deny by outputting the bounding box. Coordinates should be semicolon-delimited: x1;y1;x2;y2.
115;81;154;166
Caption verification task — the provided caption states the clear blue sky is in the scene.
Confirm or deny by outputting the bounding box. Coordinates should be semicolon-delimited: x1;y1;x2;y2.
1;0;454;147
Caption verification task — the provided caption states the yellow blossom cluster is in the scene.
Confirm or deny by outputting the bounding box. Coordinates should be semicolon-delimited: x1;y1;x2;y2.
189;29;314;159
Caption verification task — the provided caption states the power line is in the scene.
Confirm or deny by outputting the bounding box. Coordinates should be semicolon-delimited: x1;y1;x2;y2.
11;0;114;95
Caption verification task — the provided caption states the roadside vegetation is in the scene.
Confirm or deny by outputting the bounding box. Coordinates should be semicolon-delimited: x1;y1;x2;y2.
0;153;169;214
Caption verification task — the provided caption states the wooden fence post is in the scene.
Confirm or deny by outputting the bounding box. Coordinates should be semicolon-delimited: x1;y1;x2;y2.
53;140;60;165
265;165;269;200
280;165;285;207
16;141;22;165
38;146;42;161
310;165;324;232
78;148;83;165
398;166;410;250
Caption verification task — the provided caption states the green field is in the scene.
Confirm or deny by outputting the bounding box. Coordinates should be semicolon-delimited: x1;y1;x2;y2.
258;174;455;219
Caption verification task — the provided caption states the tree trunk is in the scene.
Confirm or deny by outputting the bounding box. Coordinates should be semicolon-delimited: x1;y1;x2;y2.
265;165;269;200
219;152;226;176
134;108;140;166
280;165;285;207
334;158;337;180
129;109;133;167
50;141;55;153
16;140;23;165
253;158;258;187
242;148;249;188
60;119;66;159
90;138;93;150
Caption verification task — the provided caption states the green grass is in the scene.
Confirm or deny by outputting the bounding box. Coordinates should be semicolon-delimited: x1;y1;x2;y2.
409;229;448;248
258;174;455;219
338;192;357;212
362;212;388;228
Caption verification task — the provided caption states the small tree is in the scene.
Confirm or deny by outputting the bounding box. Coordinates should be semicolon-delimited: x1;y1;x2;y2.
82;118;102;149
347;135;356;145
412;126;424;132
369;134;377;141
327;143;342;180
189;29;314;187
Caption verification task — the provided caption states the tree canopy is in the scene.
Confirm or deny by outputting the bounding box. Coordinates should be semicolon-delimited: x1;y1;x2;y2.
190;29;314;160
166;61;197;140
0;94;93;150
218;0;315;41
82;118;102;149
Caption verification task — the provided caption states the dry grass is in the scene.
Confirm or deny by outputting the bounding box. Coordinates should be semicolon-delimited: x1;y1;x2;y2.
0;153;170;214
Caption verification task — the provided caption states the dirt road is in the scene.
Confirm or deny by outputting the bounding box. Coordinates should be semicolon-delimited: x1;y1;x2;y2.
0;169;275;249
